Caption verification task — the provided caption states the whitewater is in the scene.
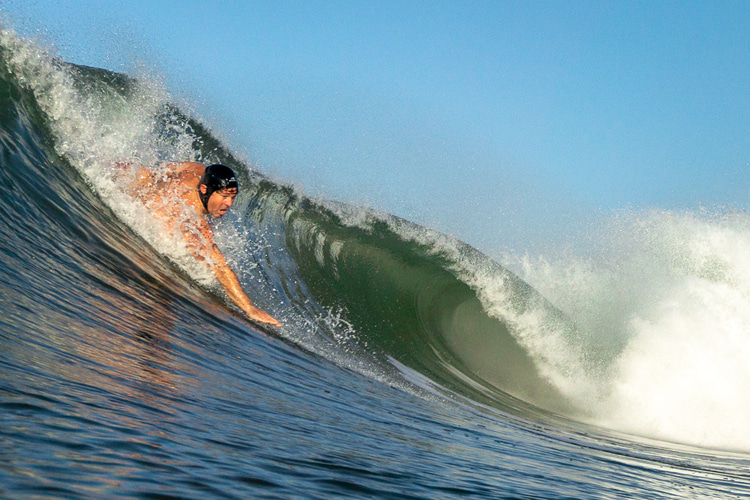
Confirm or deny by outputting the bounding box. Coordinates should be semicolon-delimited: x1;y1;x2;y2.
2;24;750;499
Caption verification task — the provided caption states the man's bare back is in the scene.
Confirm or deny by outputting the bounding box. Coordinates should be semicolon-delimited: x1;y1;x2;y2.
122;161;281;327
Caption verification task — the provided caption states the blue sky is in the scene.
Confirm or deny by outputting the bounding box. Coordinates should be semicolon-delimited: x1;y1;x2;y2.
2;0;749;252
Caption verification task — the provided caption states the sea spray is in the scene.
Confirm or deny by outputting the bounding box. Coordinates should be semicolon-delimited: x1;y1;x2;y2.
515;208;750;450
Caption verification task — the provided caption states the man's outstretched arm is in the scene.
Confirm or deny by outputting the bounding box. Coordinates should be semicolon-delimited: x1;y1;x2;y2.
209;243;281;327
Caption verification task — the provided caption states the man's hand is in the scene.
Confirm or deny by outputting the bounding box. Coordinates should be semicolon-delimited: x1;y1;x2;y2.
209;249;282;328
244;305;282;328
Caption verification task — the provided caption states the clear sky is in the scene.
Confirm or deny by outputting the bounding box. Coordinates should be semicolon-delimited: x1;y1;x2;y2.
2;0;749;252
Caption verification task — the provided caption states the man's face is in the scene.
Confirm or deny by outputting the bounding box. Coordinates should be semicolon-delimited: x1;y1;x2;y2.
205;187;238;218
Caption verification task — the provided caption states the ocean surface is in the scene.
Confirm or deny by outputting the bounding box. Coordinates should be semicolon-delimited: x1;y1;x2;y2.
2;26;750;499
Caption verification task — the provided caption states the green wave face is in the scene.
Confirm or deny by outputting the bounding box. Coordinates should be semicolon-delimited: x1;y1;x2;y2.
279;199;577;415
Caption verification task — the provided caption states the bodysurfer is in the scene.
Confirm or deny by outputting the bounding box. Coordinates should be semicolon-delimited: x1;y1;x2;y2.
123;161;281;328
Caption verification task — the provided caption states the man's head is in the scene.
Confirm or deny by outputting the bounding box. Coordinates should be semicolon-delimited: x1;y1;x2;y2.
198;164;239;218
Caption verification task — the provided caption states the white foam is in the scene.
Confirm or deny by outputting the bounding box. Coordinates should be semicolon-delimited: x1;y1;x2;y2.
515;209;750;451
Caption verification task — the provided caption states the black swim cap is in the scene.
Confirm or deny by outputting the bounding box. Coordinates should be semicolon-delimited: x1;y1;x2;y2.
198;164;239;209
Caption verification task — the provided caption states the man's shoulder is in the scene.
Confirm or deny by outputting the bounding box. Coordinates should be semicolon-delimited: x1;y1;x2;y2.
166;162;205;180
